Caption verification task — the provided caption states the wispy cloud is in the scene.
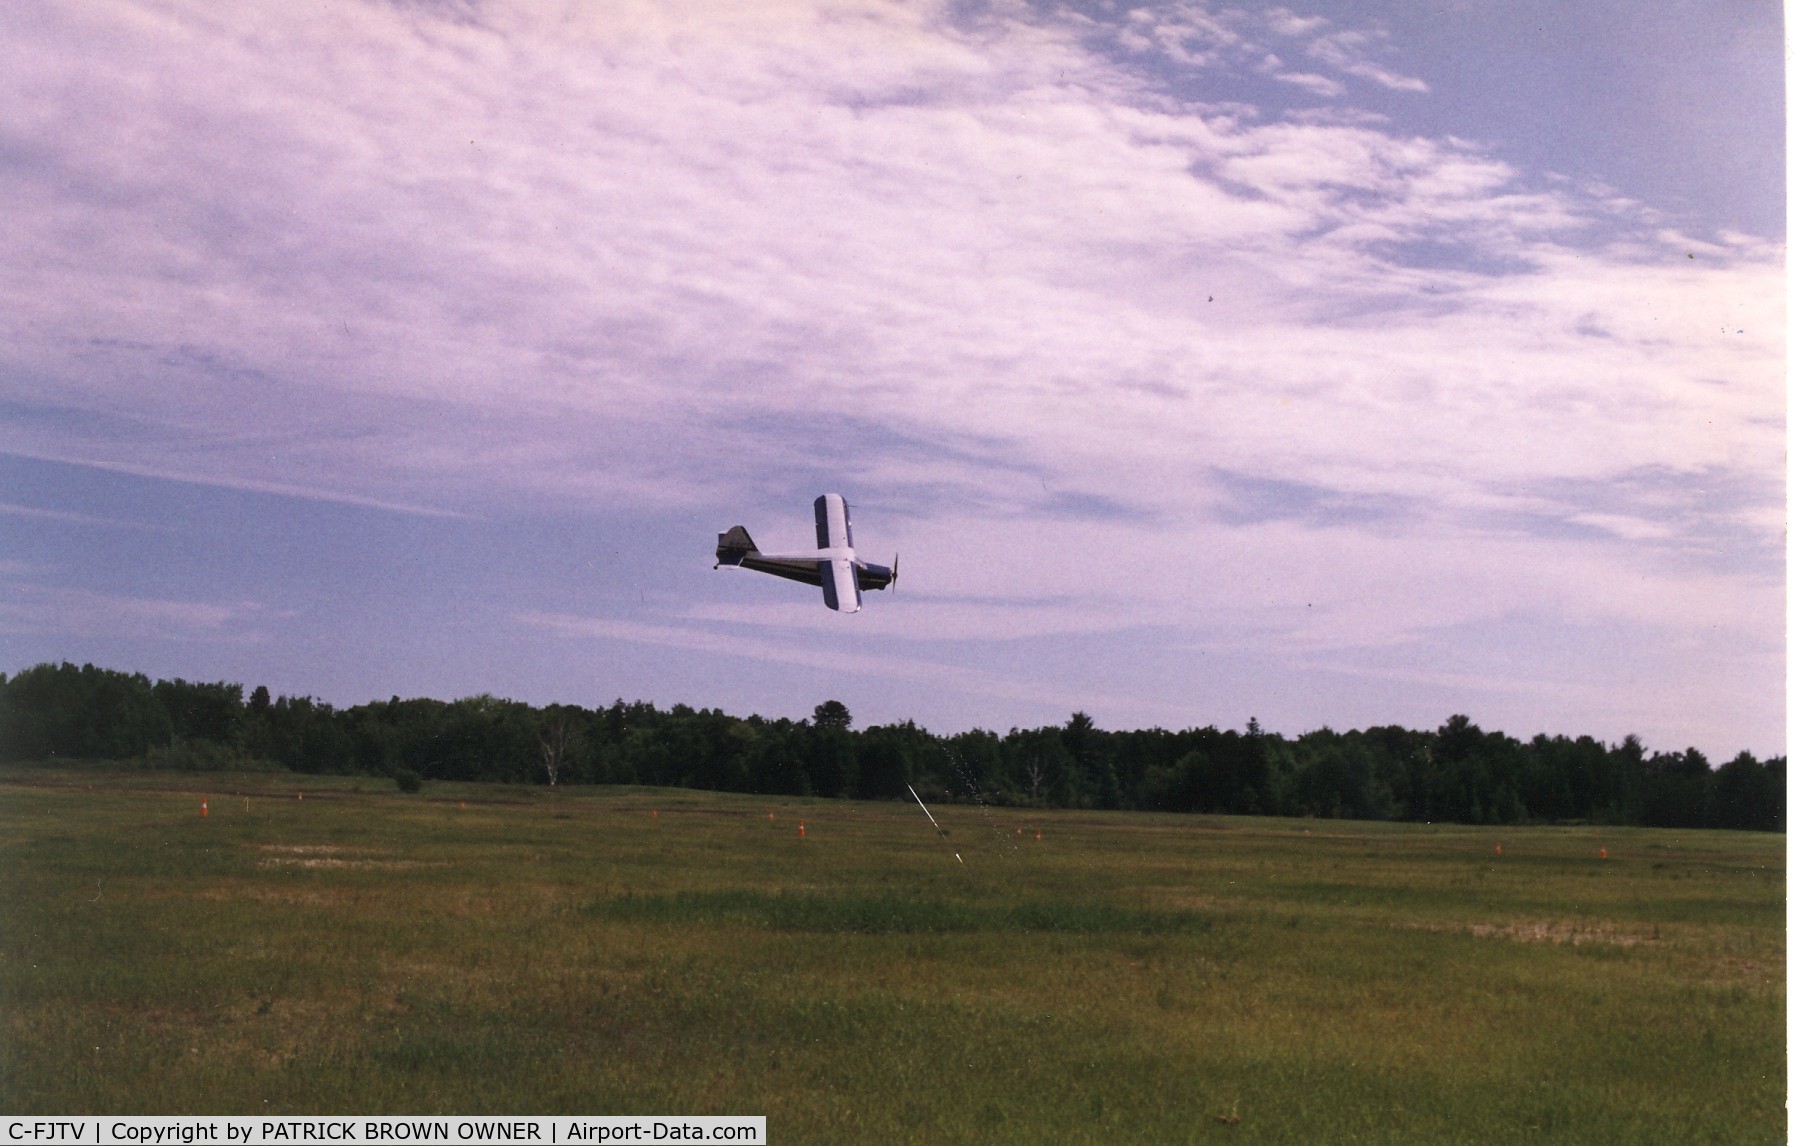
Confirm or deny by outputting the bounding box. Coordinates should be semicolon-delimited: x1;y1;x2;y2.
0;500;165;531
0;449;474;519
0;584;280;641
516;609;1164;720
1301;28;1428;93
1117;3;1428;95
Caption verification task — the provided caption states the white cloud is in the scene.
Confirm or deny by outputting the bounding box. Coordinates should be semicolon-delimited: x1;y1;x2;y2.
0;0;1780;747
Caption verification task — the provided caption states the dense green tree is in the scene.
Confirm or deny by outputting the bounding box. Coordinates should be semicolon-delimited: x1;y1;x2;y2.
0;663;171;760
813;699;852;731
1639;747;1713;829
1063;712;1122;808
1140;749;1201;812
152;678;245;747
935;729;1005;803
744;718;810;795
803;716;857;798
1709;752;1773;831
1292;731;1397;820
1;661;1783;833
1766;758;1786;832
856;721;931;801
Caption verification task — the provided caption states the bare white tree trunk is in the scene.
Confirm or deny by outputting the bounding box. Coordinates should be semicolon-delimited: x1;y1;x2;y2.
539;716;572;786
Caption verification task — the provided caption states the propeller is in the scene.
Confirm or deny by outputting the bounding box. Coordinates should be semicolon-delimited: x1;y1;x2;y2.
890;553;899;594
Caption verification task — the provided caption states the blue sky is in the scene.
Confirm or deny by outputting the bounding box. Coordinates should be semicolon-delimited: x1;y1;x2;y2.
0;0;1783;758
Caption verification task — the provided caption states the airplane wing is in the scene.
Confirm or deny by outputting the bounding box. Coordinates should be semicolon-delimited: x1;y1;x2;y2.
821;557;862;612
814;495;862;611
814;493;853;550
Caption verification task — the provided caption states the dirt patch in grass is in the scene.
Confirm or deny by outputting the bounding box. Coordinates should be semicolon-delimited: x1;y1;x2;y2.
254;844;443;871
1422;919;1660;947
256;857;435;870
198;886;346;907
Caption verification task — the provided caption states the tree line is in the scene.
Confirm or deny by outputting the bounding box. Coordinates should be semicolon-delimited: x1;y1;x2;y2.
0;661;1782;831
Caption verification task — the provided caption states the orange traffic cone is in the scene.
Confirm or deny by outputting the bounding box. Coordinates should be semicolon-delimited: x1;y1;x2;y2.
200;800;208;818
1599;847;1608;860
1495;843;1502;856
798;820;806;838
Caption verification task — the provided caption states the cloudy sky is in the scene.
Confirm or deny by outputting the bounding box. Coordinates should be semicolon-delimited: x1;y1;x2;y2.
1;0;1783;758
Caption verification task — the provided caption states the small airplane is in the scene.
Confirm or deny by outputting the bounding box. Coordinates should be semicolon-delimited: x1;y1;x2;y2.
714;493;896;612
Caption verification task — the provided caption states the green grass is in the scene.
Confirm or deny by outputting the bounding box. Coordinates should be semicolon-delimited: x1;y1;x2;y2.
0;766;1783;1142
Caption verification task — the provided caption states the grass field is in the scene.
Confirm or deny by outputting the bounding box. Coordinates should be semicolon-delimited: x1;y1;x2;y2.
0;766;1784;1142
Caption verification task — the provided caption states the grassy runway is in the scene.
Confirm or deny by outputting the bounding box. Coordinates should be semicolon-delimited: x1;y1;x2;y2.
0;767;1783;1141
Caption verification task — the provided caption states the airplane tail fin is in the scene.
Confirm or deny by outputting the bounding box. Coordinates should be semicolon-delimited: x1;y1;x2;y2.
715;525;758;568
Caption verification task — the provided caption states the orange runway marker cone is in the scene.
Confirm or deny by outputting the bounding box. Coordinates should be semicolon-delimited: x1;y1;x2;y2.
1494;843;1502;856
200;800;208;818
1600;848;1608;860
798;820;806;838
